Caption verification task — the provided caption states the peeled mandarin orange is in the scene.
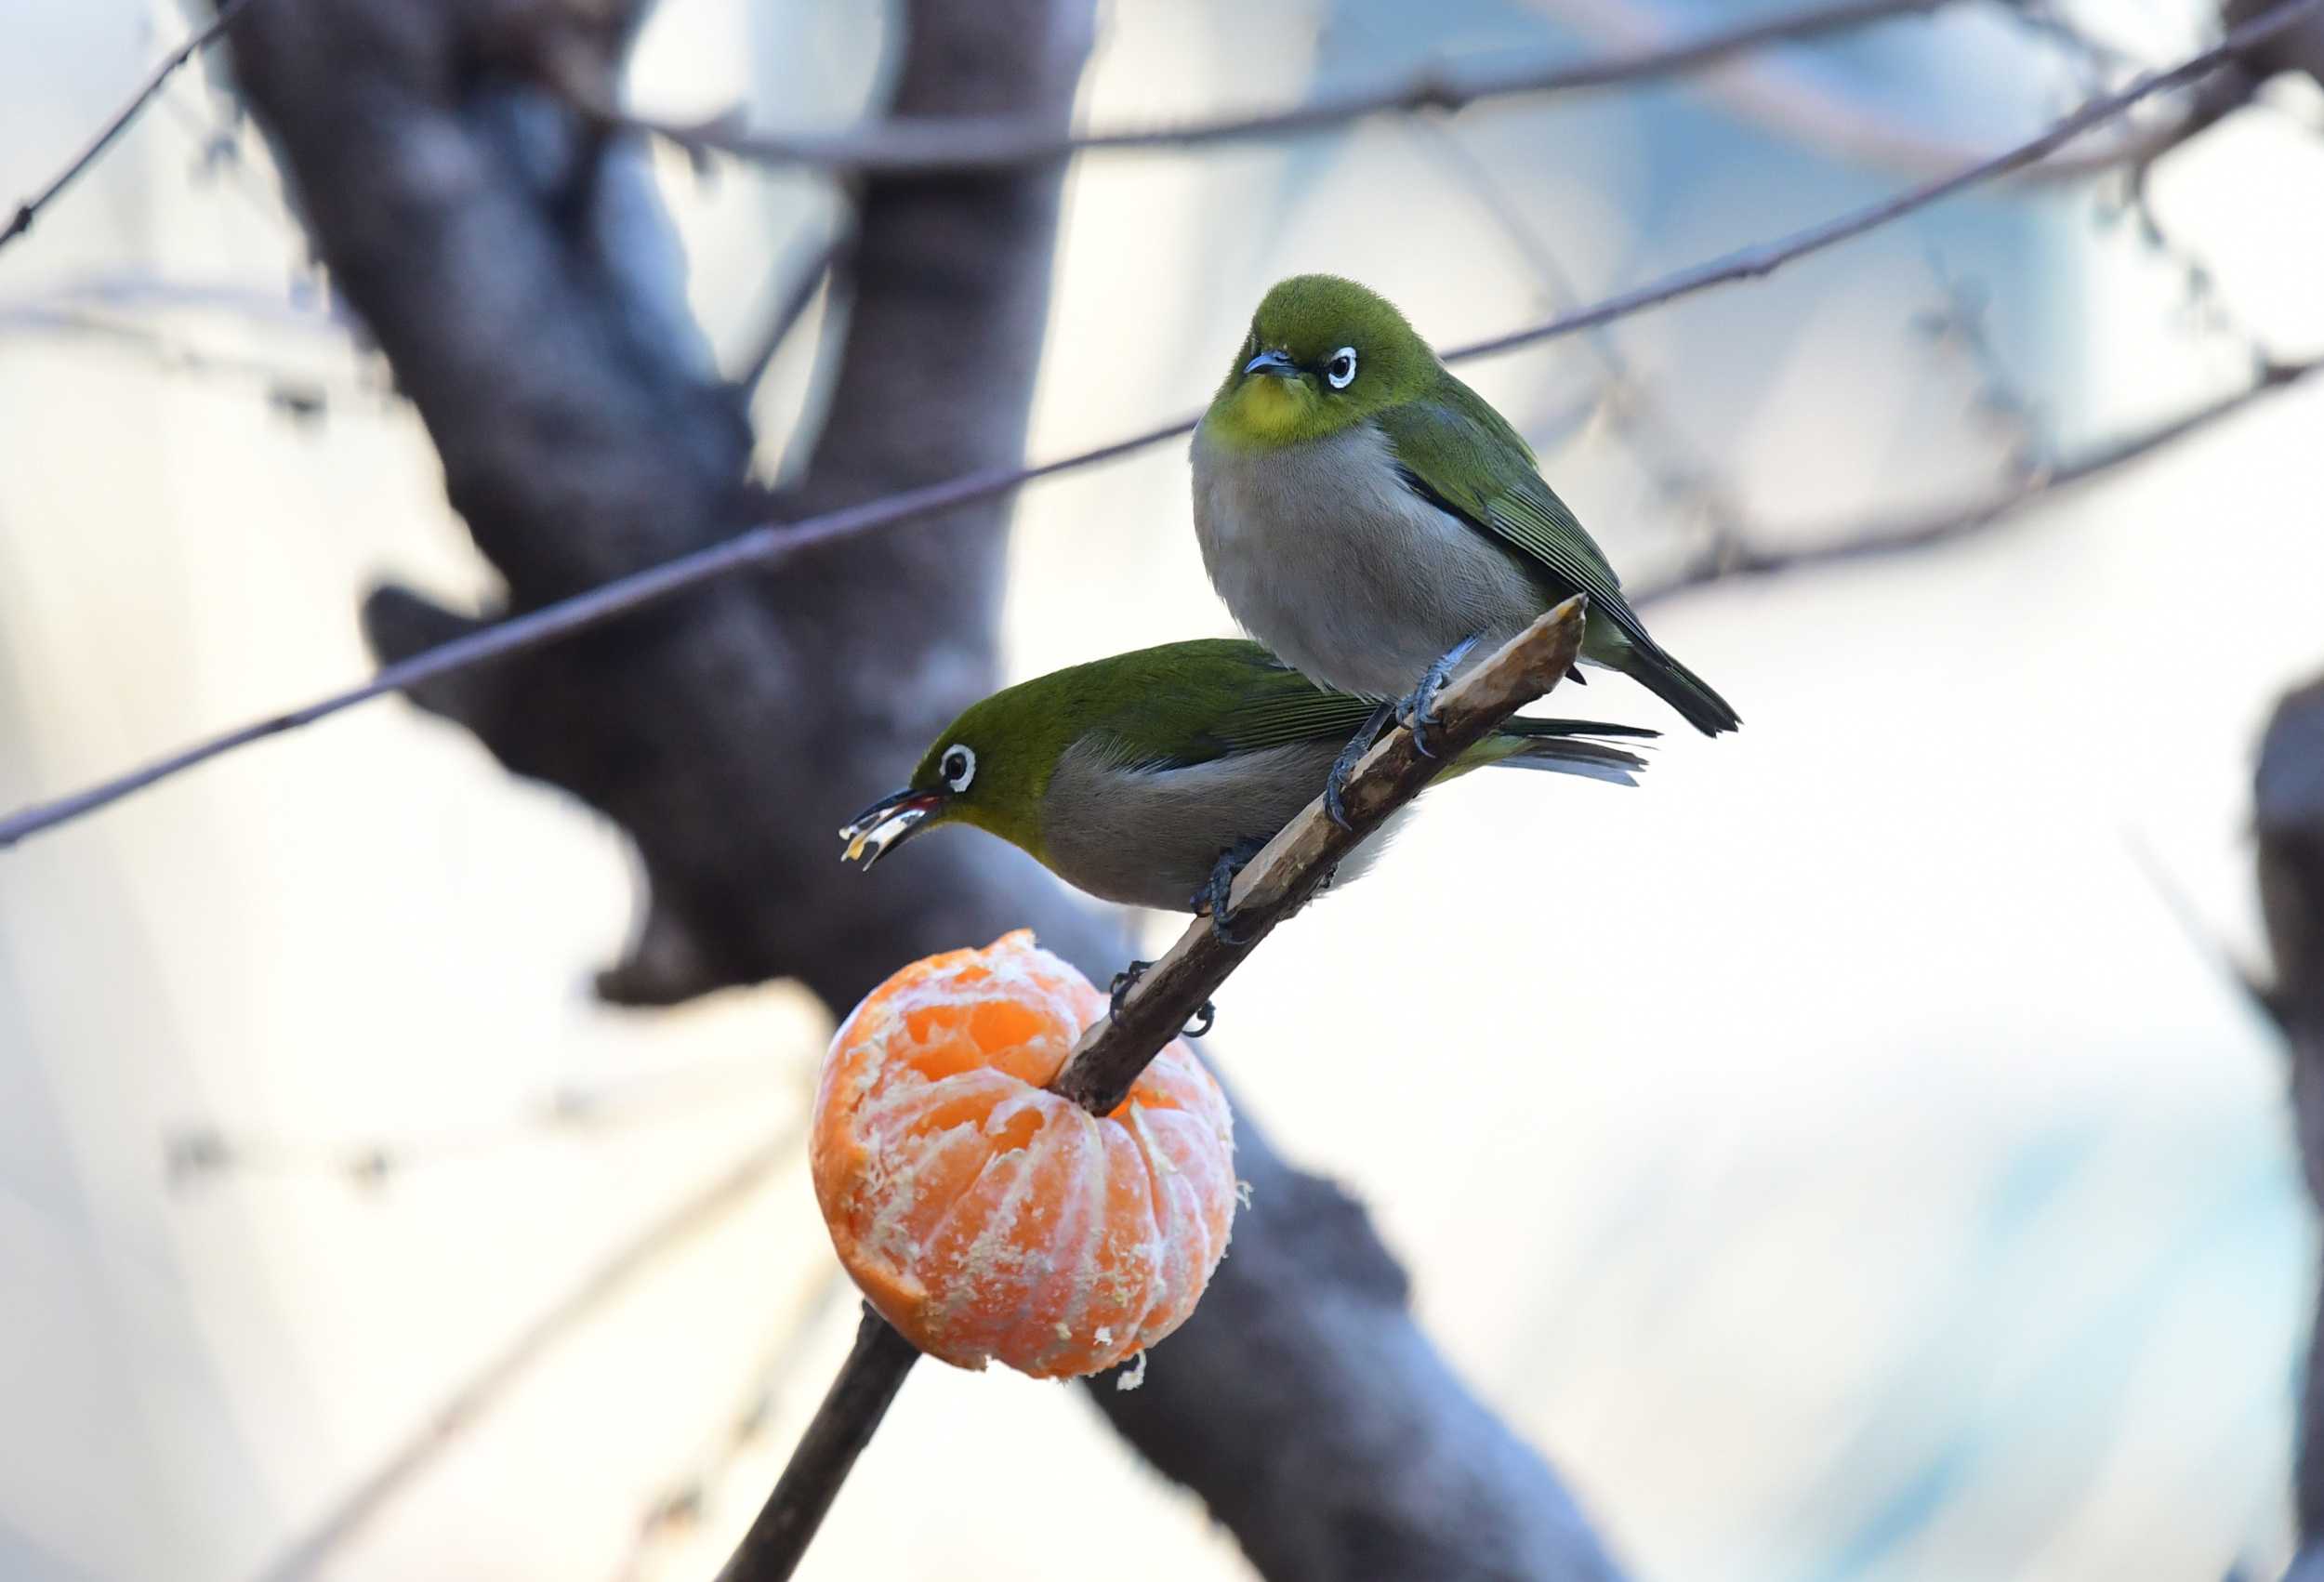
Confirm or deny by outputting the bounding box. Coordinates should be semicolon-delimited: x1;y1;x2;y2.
810;930;1236;1379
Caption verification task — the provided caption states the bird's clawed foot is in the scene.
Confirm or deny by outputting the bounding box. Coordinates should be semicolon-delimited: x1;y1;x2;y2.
1109;960;1216;1036
1326;700;1395;829
1397;635;1482;758
1191;837;1268;945
1108;960;1153;1016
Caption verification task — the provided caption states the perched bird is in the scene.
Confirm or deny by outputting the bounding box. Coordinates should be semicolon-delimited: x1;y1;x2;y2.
1193;273;1737;809
838;639;1653;926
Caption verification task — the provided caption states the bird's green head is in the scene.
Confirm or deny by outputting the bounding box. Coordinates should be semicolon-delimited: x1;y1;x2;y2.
838;688;1069;871
1205;274;1439;450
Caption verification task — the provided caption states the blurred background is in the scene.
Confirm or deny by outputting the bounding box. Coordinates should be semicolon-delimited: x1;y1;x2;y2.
6;0;2324;1578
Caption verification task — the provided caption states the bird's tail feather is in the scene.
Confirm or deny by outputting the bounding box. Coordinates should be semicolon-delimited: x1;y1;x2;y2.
1628;640;1741;736
1470;717;1656;787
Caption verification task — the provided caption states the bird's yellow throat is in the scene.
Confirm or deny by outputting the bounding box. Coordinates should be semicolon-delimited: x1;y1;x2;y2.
1217;375;1316;446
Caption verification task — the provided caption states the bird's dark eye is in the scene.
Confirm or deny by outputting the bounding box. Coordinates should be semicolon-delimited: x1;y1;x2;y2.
1325;347;1357;389
940;744;977;793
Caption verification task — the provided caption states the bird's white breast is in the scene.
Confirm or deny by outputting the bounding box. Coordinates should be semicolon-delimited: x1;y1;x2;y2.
1041;736;1396;914
1190;418;1544;698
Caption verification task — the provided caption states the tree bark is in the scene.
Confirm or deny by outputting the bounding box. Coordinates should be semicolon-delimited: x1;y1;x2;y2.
223;3;1625;1575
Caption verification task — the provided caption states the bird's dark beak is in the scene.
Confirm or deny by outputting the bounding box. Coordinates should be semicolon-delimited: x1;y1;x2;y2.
838;788;946;870
1243;349;1298;379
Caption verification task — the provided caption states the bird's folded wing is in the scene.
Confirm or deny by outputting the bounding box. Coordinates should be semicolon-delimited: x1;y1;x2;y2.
1202;666;1387;758
1375;385;1652;649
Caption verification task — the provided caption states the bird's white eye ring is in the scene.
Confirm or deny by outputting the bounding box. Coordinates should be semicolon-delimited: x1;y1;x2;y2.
1325;347;1357;389
940;744;977;793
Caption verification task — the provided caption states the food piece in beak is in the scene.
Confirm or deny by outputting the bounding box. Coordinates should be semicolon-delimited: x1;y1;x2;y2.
838;788;946;870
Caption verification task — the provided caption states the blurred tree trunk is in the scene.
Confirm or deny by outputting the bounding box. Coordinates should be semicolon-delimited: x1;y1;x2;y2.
221;2;1625;1575
2259;677;2324;1575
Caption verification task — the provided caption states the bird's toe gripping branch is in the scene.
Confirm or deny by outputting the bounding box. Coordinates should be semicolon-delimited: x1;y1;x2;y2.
1110;959;1214;1038
1191;837;1270;946
1325;700;1396;830
1108;961;1151;1014
1397;635;1482;758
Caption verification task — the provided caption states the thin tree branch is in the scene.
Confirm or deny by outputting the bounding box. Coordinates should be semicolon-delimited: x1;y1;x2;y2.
2;0;269;251
713;1310;919;1582
1407;116;1742;532
1634;351;2322;605
250;1119;804;1582
600;0;1954;175
2072;63;2263;180
0;415;1185;851
1446;0;2324;361
1519;0;2256;184
613;1272;852;1582
720;598;1592;1582
4;1;2313;853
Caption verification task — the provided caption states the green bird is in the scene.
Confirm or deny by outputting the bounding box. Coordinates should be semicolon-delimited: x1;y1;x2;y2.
1193;274;1738;812
838;639;1653;930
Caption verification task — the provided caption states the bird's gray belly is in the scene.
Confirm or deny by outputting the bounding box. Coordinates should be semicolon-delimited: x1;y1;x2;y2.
1040;739;1399;914
1192;420;1546;697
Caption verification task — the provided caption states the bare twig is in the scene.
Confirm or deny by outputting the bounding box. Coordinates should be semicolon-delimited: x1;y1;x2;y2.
1447;0;2324;360
249;1119;803;1582
720;599;1591;1582
612;1272;852;1582
2111;151;2269;363
1520;0;2251;184
603;0;1952;175
1636;352;2323;605
2048;81;2260;178
1409;117;1740;532
713;1309;921;1582
616;0;2259;187
0;415;1184;851
3;0;269;252
4;3;2314;853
